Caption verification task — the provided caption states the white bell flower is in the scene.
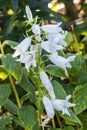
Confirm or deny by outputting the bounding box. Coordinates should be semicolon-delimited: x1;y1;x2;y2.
40;71;56;99
16;45;38;71
41;22;63;34
41;40;63;54
25;5;33;21
46;32;67;47
32;24;41;42
51;95;75;116
49;53;76;76
12;38;31;58
42;95;75;125
42;96;55;125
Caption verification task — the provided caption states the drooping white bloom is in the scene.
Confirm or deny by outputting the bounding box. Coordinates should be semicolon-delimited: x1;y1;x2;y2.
41;22;63;34
16;45;38;71
12;38;31;58
42;97;55;125
41;40;63;54
42;95;75;125
25;5;33;21
46;32;67;47
40;71;55;99
49;53;76;76
41;24;67;54
51;95;75;116
32;24;41;42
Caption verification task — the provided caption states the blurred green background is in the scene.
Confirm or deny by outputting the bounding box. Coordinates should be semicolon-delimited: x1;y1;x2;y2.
0;0;87;54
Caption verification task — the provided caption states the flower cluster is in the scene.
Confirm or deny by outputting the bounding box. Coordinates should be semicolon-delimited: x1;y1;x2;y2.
40;71;75;125
12;37;39;71
12;6;76;75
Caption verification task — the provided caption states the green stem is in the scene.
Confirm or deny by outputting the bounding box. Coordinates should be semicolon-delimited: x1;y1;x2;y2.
8;73;21;108
37;44;42;129
56;112;62;128
52;118;56;128
37;44;41;97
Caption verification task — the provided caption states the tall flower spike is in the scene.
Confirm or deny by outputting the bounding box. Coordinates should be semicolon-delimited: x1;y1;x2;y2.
12;37;31;58
25;5;33;21
40;71;55;99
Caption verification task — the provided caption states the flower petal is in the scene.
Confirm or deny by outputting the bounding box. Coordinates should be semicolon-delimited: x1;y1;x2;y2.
43;97;55;119
40;71;55;99
25;5;33;21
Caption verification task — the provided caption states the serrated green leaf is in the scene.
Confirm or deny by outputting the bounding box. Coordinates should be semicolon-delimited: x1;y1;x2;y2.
61;110;82;127
1;54;22;80
76;72;87;84
0;84;11;106
47;65;67;78
78;111;87;130
11;0;18;12
18;106;38;128
52;80;66;99
4;99;18;114
0;66;8;80
0;115;12;128
69;55;87;78
73;84;87;114
20;74;35;96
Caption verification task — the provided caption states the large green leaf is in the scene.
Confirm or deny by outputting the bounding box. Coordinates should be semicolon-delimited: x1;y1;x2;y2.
76;72;87;85
52;80;66;99
1;54;22;80
4;99;18;114
73;84;87;114
46;65;67;78
20;74;35;95
18;106;38;129
0;84;11;106
61;110;82;127
69;55;87;78
78;111;87;130
0;115;12;128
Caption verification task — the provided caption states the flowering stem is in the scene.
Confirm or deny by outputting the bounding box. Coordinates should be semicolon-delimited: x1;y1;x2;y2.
37;44;41;97
56;111;62;128
8;73;21;108
52;118;56;128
